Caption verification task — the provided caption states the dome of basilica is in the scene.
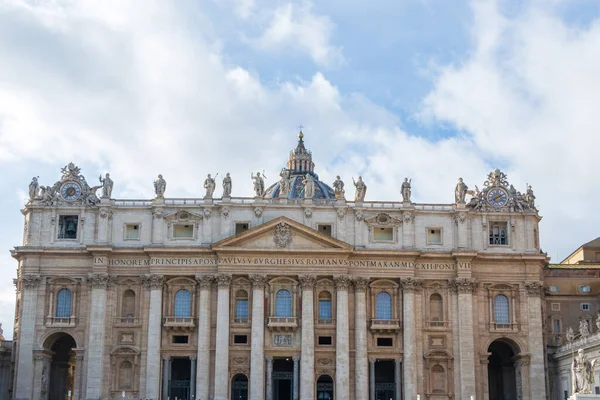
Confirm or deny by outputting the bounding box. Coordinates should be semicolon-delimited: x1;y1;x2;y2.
263;132;336;200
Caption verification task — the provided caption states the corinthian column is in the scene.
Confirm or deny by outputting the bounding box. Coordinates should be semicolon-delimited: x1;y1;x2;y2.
524;281;546;399
334;275;351;399
142;274;164;400
85;273;115;399
401;277;422;399
299;275;316;400
353;277;369;400
450;278;477;400
196;275;214;400
214;274;232;400
249;275;268;400
14;274;41;400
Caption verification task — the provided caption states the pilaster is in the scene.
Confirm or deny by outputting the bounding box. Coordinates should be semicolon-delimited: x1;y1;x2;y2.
450;278;477;400
401;277;422;399
15;274;41;400
249;274;268;400
299;274;316;400
142;274;164;400
214;274;232;400
334;275;350;399
524;281;546;399
196;274;214;400
353;277;369;400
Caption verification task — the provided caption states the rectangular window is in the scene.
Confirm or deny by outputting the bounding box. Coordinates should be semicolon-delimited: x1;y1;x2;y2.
125;224;140;240
377;337;393;347
427;228;442;245
172;335;189;344
235;223;249;235
318;336;332;345
489;223;508;245
374;227;393;241
579;285;591;293
58;215;78;239
551;303;560;311
317;224;332;236
236;299;249;319
581;303;591;311
552;319;561;333
234;335;248;344
319;300;332;319
548;286;560;292
173;224;194;238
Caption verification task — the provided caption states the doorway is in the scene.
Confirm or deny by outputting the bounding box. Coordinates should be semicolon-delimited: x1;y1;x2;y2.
488;340;518;400
316;375;334;400
273;358;293;400
169;358;191;400
231;374;248;400
46;333;76;400
375;360;396;400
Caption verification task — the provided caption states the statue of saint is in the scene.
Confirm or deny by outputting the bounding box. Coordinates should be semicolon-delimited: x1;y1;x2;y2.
580;319;590;338
251;172;265;197
353;176;367;202
596;313;600;332
572;348;597;394
204;174;216;198
99;173;114;198
333;176;345;199
28;177;39;200
455;178;468;203
222;173;232;197
154;174;166;198
566;326;575;342
279;169;291;198
302;173;315;199
401;178;412;202
525;185;536;208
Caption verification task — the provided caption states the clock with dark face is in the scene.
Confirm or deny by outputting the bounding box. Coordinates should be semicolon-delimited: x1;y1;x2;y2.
487;187;508;207
60;182;82;201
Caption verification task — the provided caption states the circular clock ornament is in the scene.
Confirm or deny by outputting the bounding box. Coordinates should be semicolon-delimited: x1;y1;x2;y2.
60;181;82;201
487;187;508;207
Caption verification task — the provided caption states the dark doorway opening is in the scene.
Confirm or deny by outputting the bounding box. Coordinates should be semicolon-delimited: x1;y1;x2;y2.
316;374;334;400
488;340;518;400
47;333;76;400
169;358;191;400
231;373;248;400
273;358;293;400
375;359;396;400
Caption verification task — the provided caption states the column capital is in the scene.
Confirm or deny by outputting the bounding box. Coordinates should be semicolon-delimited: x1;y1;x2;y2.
449;277;477;294
215;274;232;289
21;273;41;289
292;355;300;362
87;273;116;289
142;274;164;290
400;277;423;293
249;274;269;288
353;276;369;293
190;356;197;361
266;355;274;362
162;356;170;361
368;358;377;364
195;274;214;289
334;275;351;290
299;274;317;290
524;280;543;297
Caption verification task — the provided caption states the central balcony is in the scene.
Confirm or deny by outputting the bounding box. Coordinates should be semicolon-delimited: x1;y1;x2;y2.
45;316;77;328
370;319;401;333
164;316;196;331
267;316;298;332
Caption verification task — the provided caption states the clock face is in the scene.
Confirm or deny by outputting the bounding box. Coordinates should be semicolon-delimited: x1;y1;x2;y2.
487;187;508;207
61;182;82;201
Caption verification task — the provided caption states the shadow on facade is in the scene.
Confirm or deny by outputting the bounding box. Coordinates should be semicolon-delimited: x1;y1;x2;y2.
43;332;76;400
488;339;520;400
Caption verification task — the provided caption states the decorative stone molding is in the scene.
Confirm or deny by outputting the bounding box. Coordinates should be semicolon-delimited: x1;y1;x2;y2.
232;356;248;365
254;207;263;218
273;222;293;248
400;277;423;292
449;278;477;294
353;277;370;293
203;208;212;219
195;274;214;289
215;274;232;289
355;210;364;222
336;208;347;220
364;213;402;230
21;274;42;289
453;212;466;225
99;209;113;219
304;208;313;219
403;211;415;224
524;281;543;297
142;274;165;290
221;207;230;218
299;275;317;290
249;274;268;288
87;273;113;289
334;275;351;290
153;210;164;219
317;358;333;366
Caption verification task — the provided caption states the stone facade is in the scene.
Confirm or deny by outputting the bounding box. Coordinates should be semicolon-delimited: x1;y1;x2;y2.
11;137;548;400
0;324;13;400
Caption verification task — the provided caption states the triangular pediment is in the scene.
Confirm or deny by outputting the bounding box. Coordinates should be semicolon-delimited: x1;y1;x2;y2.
212;216;353;252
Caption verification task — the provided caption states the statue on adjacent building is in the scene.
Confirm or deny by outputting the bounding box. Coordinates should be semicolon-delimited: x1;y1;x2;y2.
302;173;315;198
204;174;216;199
279;169;291;198
333;176;345;199
566;326;575;342
251;172;265;197
401;178;412;202
222;173;232;197
571;348;597;395
525;185;536;209
455;178;468;203
596;314;600;332
28;177;39;200
580;320;590;338
154;174;166;198
353;176;367;202
98;173;113;198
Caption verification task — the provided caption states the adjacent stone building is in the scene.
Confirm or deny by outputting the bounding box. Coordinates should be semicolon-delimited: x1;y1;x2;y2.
11;134;548;400
0;324;13;400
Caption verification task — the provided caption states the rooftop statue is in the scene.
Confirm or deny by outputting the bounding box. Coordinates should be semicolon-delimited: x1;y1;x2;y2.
204;174;217;199
26;163;100;206
465;169;538;213
401;178;411;203
251;172;265;197
333;176;345;200
302;173;315;198
279;169;291;198
455;178;468;203
28;177;39;200
571;349;597;395
154;174;166;198
99;173;113;199
222;173;232;197
580;319;590;339
353;176;367;202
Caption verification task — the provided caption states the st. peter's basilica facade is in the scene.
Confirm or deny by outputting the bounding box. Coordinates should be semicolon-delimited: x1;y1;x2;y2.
11;133;547;400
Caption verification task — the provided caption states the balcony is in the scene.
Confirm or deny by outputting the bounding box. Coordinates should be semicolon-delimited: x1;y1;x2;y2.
317;318;336;326
164;316;195;331
45;316;77;327
114;317;140;327
426;320;449;330
267;317;298;332
233;317;250;325
489;322;519;332
370;319;401;333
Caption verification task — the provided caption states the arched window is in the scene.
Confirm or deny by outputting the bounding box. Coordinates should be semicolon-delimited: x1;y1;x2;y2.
174;290;191;317
118;361;133;389
231;373;248;400
375;292;392;320
318;291;332;321
121;290;136;318
235;290;249;321
431;364;446;393
493;294;510;324
430;294;443;321
56;289;72;318
275;289;292;317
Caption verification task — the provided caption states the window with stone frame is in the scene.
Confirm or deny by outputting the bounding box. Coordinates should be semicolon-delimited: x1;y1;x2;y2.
235;290;249;322
119;361;133;389
315;278;335;325
424;350;453;395
486;283;519;332
174;290;192;317
55;288;72;318
369;279;400;331
110;346;140;393
164;277;197;328
57;215;78;239
375;292;392;319
46;277;80;327
121;289;136;321
489;222;509;245
267;277;298;327
551;317;561;334
230;277;252;326
424;283;449;330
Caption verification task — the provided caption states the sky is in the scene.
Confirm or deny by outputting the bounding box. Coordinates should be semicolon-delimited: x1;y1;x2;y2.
1;0;599;339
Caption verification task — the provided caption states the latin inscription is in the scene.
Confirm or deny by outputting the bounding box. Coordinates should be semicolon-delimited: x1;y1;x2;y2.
273;335;293;347
94;257;217;266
